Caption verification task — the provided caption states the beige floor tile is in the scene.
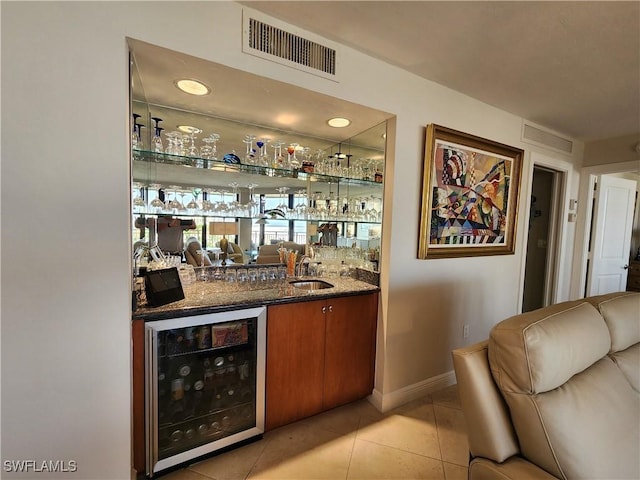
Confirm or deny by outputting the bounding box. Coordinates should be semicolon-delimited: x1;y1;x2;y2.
160;467;212;480
188;439;266;480
443;462;468;480
248;421;355;479
356;402;441;459
300;399;383;435
431;385;461;410
347;439;445;480
434;405;469;467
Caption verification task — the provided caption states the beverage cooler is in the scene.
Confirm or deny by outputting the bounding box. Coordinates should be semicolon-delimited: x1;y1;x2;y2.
145;307;266;476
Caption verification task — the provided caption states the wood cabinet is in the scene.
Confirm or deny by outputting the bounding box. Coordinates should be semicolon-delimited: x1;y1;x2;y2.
266;292;378;430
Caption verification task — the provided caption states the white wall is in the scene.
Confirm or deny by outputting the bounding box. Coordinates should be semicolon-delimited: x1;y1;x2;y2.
1;2;584;477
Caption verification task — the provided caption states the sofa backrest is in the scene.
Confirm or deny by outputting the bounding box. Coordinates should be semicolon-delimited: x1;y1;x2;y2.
488;298;639;479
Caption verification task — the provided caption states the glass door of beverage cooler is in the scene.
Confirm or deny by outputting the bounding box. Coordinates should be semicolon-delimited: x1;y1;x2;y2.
145;307;266;475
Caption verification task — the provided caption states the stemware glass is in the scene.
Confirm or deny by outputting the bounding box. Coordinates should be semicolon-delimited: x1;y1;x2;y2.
168;185;184;212
271;141;285;170
148;184;166;213
228;182;241;216
214;189;229;215
243;134;256;165
132;182;146;213
131;113;141;150
294;189;307;219
275;187;290;216
256;139;270;166
201;189;214;213
151;117;164;154
245;183;259;217
287;144;301;170
186;188;202;214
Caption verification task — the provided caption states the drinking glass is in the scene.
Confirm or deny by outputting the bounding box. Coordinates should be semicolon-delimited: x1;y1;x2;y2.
236;268;248;284
271;141;285;170
186;188;201;214
225;269;237;283
245;183;259;217
132;183;146;213
256;139;270;166
228;182;241;215
151;117;164;154
243;134;256;164
276;187;290;216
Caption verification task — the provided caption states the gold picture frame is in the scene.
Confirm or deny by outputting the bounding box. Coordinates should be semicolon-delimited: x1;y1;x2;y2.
418;124;523;259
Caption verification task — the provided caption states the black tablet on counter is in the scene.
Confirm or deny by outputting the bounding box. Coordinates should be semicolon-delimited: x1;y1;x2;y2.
144;267;185;307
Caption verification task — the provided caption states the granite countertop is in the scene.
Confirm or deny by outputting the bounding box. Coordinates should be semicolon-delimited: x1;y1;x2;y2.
134;276;379;321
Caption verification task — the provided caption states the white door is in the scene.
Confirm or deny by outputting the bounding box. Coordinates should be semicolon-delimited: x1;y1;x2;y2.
587;175;637;295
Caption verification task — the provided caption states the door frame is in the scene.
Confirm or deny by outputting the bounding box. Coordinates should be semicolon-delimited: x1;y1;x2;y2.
518;151;573;312
571;160;640;299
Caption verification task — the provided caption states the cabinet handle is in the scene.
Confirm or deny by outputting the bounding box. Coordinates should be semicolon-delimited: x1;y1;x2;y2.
328;305;333;313
322;306;326;314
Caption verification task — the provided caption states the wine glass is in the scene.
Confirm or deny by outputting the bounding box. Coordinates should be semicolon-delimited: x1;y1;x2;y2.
287;144;301;170
214;189;229;215
201;189;214;213
132;182;146;213
168;186;183;212
186;188;201;214
256;139;270;166
228;182;241;215
151;117;164;154
131;113;141;150
294;189;307;219
148;184;166;213
271;141;285;170
276;187;290;216
243;135;256;165
245;183;259;217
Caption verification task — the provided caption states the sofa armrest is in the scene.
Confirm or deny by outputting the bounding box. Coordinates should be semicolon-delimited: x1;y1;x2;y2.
469;456;559;480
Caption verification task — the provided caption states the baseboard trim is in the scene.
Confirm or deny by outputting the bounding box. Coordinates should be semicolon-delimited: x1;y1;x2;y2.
368;370;456;412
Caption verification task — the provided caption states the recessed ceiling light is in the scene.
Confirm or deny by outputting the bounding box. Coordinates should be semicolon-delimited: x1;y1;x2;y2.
327;117;351;128
175;79;210;96
177;125;202;134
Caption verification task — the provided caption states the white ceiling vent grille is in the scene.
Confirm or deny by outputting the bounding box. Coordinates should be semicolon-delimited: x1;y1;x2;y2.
243;9;339;81
522;122;574;154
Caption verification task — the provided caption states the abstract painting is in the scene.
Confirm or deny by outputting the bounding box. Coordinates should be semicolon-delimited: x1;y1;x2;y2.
418;124;523;258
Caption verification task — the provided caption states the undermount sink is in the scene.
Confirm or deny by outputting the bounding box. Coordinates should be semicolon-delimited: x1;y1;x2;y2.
289;280;334;290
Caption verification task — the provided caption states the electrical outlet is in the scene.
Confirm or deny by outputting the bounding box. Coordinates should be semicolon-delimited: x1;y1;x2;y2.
463;324;470;338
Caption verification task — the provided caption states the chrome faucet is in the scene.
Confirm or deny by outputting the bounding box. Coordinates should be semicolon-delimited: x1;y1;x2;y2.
296;255;310;277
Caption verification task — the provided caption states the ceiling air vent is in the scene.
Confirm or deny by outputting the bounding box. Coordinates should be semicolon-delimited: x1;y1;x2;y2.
243;9;339;81
522;122;574;154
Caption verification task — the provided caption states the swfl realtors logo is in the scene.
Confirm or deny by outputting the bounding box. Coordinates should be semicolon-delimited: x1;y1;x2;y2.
3;460;78;473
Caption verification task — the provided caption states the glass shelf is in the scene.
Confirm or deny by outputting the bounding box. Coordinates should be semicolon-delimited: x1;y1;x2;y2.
131;208;382;225
133;149;384;188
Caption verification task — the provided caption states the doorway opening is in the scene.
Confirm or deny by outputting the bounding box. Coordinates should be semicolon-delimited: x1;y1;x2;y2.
522;166;563;312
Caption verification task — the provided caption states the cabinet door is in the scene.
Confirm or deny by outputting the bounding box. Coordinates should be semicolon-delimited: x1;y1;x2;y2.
266;301;326;430
323;293;378;410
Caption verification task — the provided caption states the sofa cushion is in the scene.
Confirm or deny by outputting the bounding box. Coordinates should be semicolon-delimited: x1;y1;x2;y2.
586;291;640;352
609;343;640;393
503;357;639;479
489;301;610;393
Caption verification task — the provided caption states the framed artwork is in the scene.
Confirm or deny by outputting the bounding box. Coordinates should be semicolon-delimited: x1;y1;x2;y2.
418;124;523;259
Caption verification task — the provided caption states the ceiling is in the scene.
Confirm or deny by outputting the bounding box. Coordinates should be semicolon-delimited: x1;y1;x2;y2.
242;1;640;143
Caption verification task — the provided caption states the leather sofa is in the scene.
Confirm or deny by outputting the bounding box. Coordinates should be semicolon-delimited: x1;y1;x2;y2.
256;242;305;264
452;291;639;479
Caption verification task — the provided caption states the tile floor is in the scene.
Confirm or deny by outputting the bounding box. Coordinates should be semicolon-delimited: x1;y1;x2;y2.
161;384;469;480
